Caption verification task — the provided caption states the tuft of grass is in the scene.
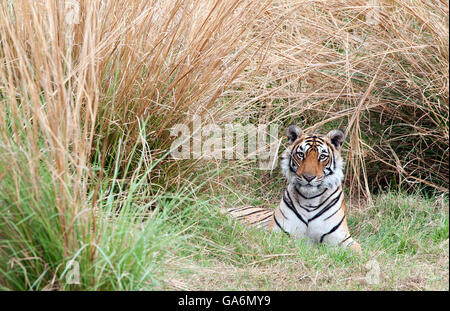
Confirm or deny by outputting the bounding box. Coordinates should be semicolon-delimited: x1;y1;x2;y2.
0;123;228;290
357;191;449;256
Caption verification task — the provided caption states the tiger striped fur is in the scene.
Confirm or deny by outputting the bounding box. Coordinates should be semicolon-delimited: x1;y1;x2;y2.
228;125;361;253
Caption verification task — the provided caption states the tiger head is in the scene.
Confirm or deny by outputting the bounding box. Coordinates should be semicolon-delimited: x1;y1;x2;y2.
281;125;345;189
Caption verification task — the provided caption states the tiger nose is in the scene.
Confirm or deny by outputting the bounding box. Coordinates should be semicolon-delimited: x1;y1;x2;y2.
303;175;315;182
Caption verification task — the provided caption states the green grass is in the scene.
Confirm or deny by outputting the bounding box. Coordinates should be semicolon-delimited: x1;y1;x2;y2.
1;143;448;290
162;191;448;290
0;132;209;290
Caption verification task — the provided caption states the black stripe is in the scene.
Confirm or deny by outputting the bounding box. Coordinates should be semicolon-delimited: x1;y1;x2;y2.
308;190;342;222
319;214;346;243
279;207;287;219
237;209;271;219
327;152;331;170
299;187;340;211
283;190;308;226
249;212;273;225
310;139;324;145
324;204;342;221
289;147;299;172
294;187;327;200
289;157;297;173
274;215;290;235
286;188;309;225
339;235;352;246
260;217;273;224
228;206;257;213
298;203;314;212
291;146;297;157
255;220;272;229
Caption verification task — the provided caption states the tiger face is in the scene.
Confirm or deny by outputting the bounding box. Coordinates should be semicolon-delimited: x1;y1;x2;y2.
281;125;345;189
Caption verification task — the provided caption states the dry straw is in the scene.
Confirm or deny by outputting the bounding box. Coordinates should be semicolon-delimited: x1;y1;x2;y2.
0;0;448;217
229;0;448;197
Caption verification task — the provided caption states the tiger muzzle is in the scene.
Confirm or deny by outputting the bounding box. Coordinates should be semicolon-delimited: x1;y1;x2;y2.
302;175;316;182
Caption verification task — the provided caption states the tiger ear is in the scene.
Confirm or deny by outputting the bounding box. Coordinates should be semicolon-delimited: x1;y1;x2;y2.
327;129;345;150
286;125;302;144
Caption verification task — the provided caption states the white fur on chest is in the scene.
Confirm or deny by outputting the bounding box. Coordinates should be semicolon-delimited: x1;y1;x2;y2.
277;183;345;243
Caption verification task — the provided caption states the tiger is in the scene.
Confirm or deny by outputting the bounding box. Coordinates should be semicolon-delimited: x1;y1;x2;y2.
228;125;361;253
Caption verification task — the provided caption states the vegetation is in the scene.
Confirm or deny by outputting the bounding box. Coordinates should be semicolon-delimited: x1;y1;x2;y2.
0;0;448;290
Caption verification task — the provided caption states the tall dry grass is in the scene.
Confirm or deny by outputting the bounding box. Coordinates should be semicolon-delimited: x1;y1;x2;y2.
227;0;449;197
0;0;271;289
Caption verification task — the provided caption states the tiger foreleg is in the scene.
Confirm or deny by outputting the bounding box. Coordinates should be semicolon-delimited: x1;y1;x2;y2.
323;228;362;255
